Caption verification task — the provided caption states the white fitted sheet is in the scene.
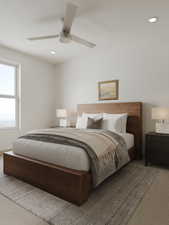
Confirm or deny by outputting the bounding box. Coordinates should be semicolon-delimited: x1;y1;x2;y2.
13;133;134;172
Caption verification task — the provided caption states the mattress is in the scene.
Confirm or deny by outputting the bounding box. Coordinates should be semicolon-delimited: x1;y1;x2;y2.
13;132;134;172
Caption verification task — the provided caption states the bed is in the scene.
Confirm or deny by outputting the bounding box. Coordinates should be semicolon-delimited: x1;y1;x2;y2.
3;102;142;205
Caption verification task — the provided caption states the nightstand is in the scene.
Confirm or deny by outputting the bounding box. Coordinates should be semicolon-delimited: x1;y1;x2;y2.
145;132;169;167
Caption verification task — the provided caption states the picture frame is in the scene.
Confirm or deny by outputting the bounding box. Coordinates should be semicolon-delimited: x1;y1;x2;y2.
98;80;119;100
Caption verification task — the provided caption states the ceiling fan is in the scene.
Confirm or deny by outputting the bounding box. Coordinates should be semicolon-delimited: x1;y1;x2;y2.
28;2;96;48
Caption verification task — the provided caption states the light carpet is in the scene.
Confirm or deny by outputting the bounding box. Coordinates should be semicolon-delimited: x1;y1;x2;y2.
0;159;159;225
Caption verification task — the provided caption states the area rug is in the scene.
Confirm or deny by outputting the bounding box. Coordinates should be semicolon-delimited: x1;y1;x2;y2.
0;158;159;225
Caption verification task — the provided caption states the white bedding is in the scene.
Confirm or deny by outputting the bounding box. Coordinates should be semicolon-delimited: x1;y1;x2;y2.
13;132;134;172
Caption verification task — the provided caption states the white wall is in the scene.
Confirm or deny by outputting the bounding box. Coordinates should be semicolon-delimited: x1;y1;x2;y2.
57;40;169;136
0;45;57;151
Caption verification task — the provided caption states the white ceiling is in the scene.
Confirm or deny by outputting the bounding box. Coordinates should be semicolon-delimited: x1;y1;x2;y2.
0;0;168;64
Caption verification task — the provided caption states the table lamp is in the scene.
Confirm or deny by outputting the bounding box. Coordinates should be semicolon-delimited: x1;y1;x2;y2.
56;109;68;127
152;107;169;133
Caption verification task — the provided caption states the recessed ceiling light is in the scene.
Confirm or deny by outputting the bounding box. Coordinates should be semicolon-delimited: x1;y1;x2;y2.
148;17;159;23
50;50;56;55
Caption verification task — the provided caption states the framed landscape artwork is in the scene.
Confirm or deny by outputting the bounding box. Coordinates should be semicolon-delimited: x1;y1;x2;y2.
98;80;119;100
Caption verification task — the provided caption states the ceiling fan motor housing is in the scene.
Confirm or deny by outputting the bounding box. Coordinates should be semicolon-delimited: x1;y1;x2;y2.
60;30;71;43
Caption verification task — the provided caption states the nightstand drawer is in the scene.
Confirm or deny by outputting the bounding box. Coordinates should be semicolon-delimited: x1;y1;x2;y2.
145;132;169;166
149;141;169;151
148;148;169;165
147;135;169;144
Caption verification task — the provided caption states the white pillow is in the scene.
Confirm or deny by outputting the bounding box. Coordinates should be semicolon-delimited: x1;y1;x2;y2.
76;116;87;129
76;116;82;128
82;113;103;119
76;113;128;132
102;117;122;133
102;113;128;133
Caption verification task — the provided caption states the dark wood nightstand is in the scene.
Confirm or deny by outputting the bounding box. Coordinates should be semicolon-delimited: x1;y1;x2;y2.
145;132;169;167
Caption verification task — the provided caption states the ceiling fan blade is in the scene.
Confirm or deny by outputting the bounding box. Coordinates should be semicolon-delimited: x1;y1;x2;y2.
63;2;78;33
28;34;59;41
70;34;96;48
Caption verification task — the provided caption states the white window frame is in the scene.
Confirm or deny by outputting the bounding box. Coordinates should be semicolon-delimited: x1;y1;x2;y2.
0;59;20;130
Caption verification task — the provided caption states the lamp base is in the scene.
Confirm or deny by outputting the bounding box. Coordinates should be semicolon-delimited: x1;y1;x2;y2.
156;122;169;134
59;119;70;127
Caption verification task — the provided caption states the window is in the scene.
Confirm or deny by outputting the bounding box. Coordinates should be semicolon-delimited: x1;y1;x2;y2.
0;62;19;128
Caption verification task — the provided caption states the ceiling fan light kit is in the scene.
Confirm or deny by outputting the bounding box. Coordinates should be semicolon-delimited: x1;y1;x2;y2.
148;17;159;23
60;31;71;43
28;2;96;48
50;50;56;55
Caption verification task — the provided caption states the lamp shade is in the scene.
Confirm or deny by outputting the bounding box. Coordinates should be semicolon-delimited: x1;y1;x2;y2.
56;109;67;118
152;107;169;120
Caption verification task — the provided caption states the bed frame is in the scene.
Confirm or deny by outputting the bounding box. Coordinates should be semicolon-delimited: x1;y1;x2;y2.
3;102;142;205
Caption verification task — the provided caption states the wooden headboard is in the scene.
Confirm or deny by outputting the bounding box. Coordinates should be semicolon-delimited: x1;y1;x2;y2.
77;102;142;159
